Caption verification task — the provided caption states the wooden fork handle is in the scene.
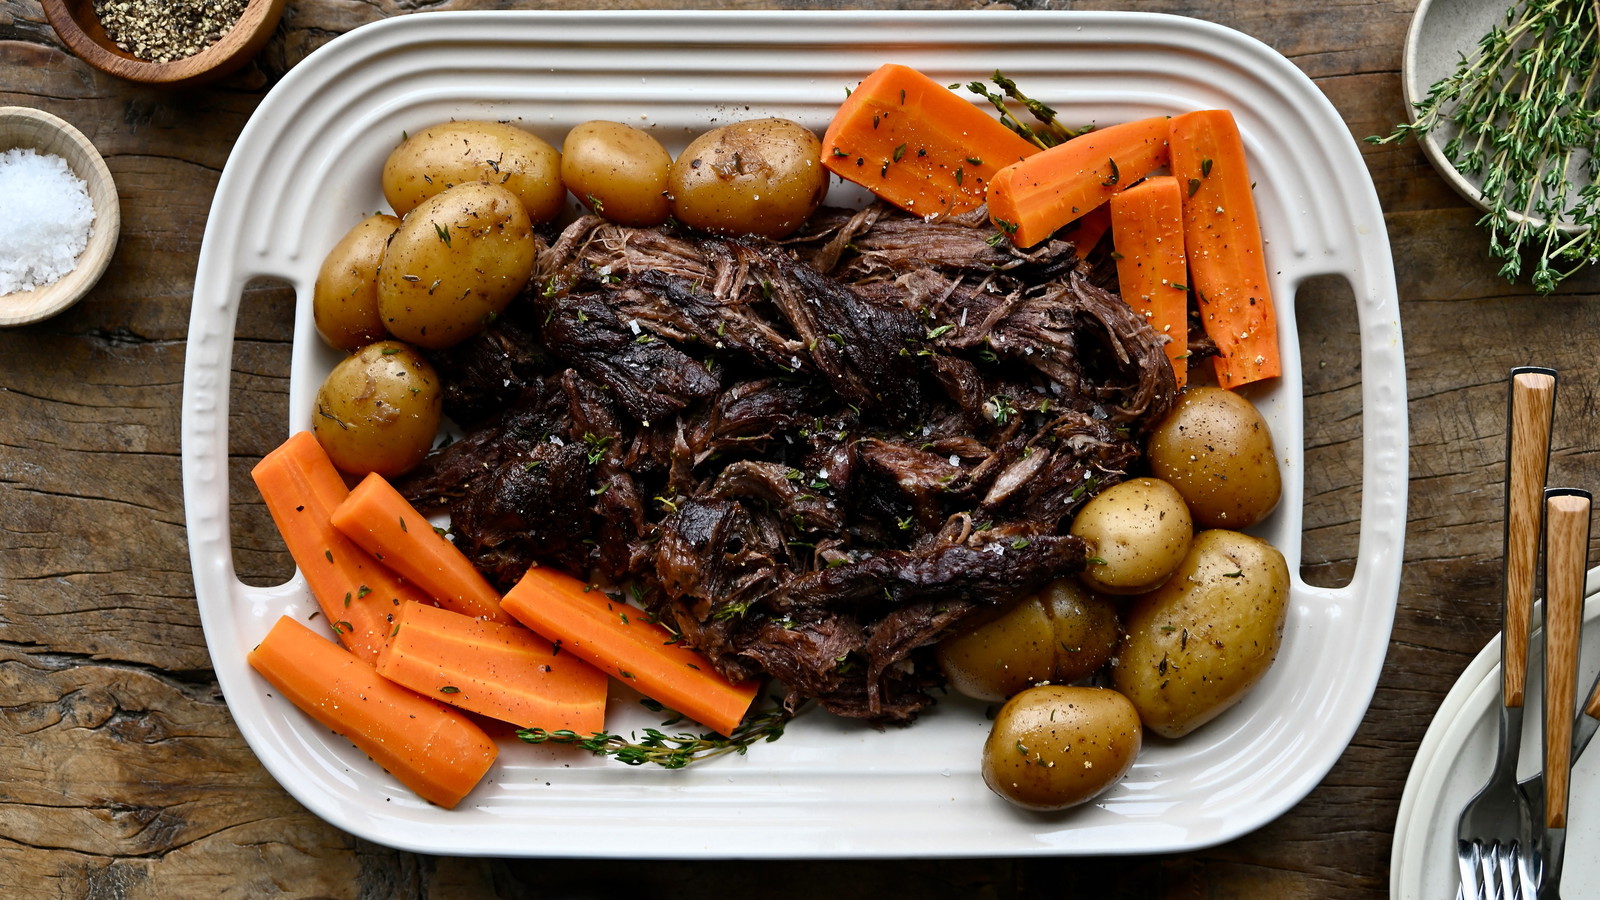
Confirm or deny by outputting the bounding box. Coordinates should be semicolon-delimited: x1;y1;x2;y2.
1503;369;1556;708
1544;489;1590;829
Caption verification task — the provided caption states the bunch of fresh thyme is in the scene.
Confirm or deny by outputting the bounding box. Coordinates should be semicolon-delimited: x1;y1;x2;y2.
1369;0;1600;293
516;695;794;769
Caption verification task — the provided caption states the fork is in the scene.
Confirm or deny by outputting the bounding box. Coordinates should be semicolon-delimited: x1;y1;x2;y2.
1530;489;1591;899
1456;368;1556;899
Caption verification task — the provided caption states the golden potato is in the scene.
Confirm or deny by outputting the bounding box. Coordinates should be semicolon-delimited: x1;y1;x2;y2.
1070;477;1193;595
981;685;1142;811
312;341;442;478
936;579;1119;702
377;182;536;350
312;214;399;352
668;118;827;238
561;121;672;227
1111;529;1290;738
382;120;564;224
1146;387;1282;528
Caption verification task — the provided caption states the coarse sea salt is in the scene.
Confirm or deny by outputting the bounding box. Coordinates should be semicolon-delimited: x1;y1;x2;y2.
0;148;95;295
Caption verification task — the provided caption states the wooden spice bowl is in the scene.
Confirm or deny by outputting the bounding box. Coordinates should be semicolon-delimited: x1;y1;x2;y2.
42;0;287;89
0;107;121;327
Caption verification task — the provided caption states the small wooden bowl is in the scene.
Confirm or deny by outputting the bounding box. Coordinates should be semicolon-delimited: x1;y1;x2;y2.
42;0;287;89
0;107;121;327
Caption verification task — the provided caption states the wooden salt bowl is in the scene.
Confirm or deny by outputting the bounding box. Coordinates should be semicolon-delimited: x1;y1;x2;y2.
0;107;120;327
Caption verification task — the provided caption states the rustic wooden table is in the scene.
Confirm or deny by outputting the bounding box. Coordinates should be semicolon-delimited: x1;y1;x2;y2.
3;0;1598;896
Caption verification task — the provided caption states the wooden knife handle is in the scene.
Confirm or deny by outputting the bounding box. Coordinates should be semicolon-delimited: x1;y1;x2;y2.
1503;368;1556;708
1544;489;1590;829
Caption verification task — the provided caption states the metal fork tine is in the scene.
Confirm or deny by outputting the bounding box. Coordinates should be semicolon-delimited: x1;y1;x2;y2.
1499;842;1523;900
1484;842;1504;900
1517;845;1538;900
1497;842;1520;900
1514;840;1537;900
1461;839;1486;900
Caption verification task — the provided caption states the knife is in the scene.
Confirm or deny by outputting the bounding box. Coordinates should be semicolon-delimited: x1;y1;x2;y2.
1518;670;1600;836
1535;488;1590;899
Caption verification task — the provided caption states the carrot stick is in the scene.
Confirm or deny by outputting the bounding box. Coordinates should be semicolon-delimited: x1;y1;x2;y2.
1110;175;1190;387
501;565;760;736
251;431;434;663
376;601;609;734
1167;109;1281;389
248;615;498;809
330;472;508;623
1068;203;1113;260
822;63;1041;218
987;115;1171;249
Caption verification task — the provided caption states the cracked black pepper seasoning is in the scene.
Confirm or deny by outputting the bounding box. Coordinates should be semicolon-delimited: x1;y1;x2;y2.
93;0;249;64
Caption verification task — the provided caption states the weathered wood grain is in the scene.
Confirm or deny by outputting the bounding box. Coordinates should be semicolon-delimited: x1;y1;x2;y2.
6;0;1600;895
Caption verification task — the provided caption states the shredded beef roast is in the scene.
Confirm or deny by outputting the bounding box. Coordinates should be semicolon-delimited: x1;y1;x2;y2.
400;205;1177;725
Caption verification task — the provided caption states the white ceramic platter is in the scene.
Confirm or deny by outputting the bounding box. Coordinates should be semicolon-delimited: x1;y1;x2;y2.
1392;574;1600;899
182;11;1406;858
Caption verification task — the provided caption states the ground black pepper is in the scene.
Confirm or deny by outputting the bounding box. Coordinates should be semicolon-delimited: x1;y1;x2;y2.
93;0;249;64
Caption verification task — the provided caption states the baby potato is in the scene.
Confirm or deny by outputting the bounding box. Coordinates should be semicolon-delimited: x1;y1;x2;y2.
561;121;672;227
382;120;564;224
1069;477;1193;595
981;685;1142;811
668;118;827;238
937;579;1120;702
1146;387;1282;528
1111;529;1290;738
377;181;536;350
312;214;399;352
312;340;442;478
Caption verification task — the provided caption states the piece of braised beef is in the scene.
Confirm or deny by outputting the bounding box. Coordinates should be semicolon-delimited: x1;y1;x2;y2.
537;290;721;424
400;207;1177;726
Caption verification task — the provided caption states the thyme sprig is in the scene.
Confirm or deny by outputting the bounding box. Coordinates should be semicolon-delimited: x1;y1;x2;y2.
515;695;795;769
964;71;1093;149
1368;0;1600;293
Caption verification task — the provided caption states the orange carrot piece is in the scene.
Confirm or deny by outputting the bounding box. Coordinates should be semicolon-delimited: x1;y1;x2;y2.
248;615;498;809
822;63;1041;218
1067;203;1113;260
376;601;609;733
1110;175;1190;387
501;566;760;736
330;472;508;623
251;431;433;663
1168;109;1281;389
987;115;1171;249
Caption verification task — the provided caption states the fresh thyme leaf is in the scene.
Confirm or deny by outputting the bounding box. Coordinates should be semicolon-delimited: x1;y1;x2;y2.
1101;157;1121;187
987;394;1017;425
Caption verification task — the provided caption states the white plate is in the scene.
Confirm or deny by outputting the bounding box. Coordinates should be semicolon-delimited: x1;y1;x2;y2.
1392;571;1600;899
181;11;1407;858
